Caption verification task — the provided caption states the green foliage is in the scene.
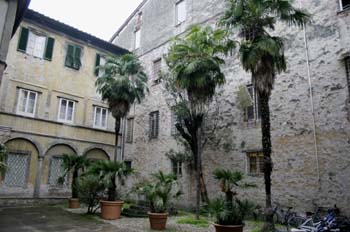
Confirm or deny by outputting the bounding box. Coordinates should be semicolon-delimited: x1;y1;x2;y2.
165;149;193;163
213;169;244;192
77;174;105;214
58;154;90;198
95;53;148;119
135;171;182;213
0;144;7;173
176;216;209;228
235;85;253;110
87;160;133;201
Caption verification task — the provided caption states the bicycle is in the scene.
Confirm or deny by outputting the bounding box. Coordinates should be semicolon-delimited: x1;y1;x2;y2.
272;202;298;226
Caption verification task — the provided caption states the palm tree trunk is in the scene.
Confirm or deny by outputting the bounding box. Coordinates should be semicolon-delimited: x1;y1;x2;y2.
72;168;79;198
195;125;201;220
114;118;121;162
260;92;274;231
200;172;209;203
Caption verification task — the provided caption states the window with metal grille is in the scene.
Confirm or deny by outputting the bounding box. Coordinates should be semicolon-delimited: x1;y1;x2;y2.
17;89;38;117
171;160;182;177
340;0;350;10
126;118;134;143
171;111;179;136
149;111;159;139
245;84;261;121
4;151;31;188
345;57;350;96
152;58;162;84
247;152;264;174
48;156;67;187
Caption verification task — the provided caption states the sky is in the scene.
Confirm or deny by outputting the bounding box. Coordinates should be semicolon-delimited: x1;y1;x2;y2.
28;0;144;41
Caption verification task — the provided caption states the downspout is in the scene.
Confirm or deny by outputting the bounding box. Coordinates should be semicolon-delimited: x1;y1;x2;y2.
120;116;126;161
299;0;321;189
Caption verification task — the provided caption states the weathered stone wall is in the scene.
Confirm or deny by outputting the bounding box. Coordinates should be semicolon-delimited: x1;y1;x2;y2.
113;0;350;215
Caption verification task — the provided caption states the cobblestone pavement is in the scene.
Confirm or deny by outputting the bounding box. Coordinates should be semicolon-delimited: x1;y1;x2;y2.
0;205;259;232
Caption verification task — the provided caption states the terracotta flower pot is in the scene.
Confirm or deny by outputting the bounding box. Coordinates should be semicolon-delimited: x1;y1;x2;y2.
68;198;80;209
213;223;244;232
148;212;169;230
100;200;124;220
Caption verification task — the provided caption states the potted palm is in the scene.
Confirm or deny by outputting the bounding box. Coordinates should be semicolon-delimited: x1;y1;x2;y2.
88;160;133;220
136;171;182;230
206;169;256;232
58;154;89;208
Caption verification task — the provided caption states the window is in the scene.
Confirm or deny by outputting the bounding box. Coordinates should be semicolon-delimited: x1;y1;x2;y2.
135;29;141;49
94;106;108;129
4;151;31;187
17;27;55;60
345;57;350;96
17;89;38;117
58;98;75;123
171;160;182;177
245;84;261;121
65;44;82;70
176;0;187;25
340;0;350;10
136;12;143;29
126;118;134;143
149;111;159;139
124;160;132;170
48;156;67;187
171;111;179;135
94;54;106;77
247;152;264;175
152;58;162;84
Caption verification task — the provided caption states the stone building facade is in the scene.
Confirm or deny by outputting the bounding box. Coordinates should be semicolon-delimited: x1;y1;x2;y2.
111;0;350;214
0;9;127;200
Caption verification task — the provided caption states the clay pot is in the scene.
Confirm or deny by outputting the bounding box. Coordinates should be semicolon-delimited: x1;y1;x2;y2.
148;212;169;230
213;223;244;232
100;200;124;220
68;198;80;209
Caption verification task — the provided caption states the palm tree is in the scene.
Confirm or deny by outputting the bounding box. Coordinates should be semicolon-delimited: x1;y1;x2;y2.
58;154;89;199
95;53;148;161
165;25;233;219
220;0;309;230
0;144;7;173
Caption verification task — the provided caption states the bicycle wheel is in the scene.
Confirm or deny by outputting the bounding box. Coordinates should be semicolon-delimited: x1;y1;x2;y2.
287;216;308;230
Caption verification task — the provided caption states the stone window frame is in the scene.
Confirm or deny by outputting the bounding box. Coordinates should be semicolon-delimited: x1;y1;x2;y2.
134;29;141;50
151;58;162;85
16;88;38;118
175;0;187;26
47;155;68;188
244;84;261;122
246;151;264;176
339;0;350;11
57;97;76;124
149;111;160;139
126;117;134;143
93;105;108;129
3;150;31;188
171;159;182;177
171;111;180;136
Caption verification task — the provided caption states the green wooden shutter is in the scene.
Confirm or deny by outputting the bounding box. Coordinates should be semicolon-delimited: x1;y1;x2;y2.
73;46;81;69
44;37;55;61
94;54;100;76
65;44;74;67
17;27;29;52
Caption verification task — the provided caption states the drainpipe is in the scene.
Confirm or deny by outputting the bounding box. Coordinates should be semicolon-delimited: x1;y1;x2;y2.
299;0;321;189
120;117;126;161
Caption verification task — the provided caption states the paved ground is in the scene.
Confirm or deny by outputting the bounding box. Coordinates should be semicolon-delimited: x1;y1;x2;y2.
0;205;260;232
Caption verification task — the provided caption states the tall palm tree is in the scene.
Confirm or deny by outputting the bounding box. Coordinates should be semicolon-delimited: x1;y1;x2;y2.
165;25;233;219
220;0;309;230
95;53;148;161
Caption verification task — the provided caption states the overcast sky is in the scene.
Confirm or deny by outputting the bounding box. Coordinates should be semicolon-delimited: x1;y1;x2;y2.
28;0;143;41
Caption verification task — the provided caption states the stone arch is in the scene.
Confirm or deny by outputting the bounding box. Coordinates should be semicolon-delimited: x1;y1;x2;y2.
1;138;40;196
4;136;42;157
44;142;78;157
83;147;110;161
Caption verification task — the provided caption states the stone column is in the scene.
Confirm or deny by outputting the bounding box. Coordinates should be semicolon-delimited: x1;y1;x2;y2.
33;156;44;198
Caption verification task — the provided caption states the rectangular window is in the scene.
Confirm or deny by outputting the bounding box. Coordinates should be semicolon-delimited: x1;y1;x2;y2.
48;157;67;187
340;0;350;10
94;106;108;129
4;151;31;187
126;118;134;143
58;98;75;123
152;58;162;83
94;54;106;77
176;0;187;25
17;89;38;117
345;57;350;96
149;111;159;139
135;29;141;49
171;160;182;177
171;111;179;136
17;27;55;61
65;44;82;70
247;152;264;174
245;84;261;121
